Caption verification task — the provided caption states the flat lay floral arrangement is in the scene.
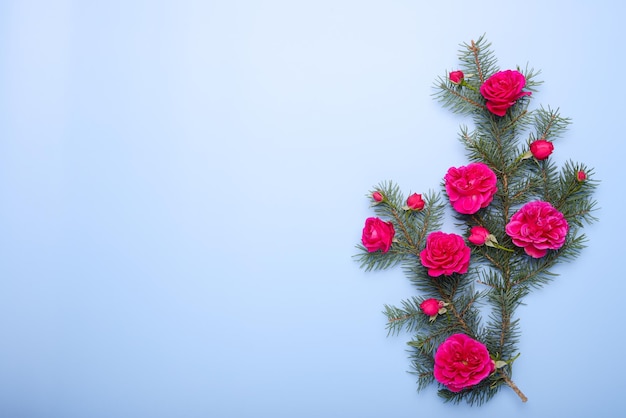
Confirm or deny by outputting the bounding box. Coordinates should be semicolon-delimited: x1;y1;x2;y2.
355;36;598;405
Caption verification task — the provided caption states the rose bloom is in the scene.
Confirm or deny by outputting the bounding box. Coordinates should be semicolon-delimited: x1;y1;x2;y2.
449;70;464;84
480;70;532;116
420;232;471;277
434;334;495;393
530;139;554;160
361;217;395;253
372;191;384;202
406;193;425;210
419;298;441;316
444;162;498;214
468;226;490;246
505;201;569;258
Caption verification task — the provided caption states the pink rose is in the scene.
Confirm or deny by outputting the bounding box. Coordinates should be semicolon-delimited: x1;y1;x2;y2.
530;139;554;160
577;170;587;182
505;201;569;258
406;193;425;210
372;191;384;202
420;232;471;277
468;226;491;246
434;334;495;392
419;298;441;316
449;70;464;85
480;70;532;116
361;217;395;253
444;162;498;214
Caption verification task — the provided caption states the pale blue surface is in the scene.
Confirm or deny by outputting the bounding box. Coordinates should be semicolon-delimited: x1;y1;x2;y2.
1;1;624;417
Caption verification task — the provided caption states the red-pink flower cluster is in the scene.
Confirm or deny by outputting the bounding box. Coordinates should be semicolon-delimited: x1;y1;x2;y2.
434;333;495;392
444;162;498;214
505;201;569;258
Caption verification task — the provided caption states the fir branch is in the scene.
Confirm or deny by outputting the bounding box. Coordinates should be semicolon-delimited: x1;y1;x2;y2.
458;34;498;84
383;297;428;336
357;35;598;406
533;106;570;140
407;347;436;391
434;277;477;338
499;371;528;402
518;64;543;92
353;244;406;272
553;161;599;225
433;79;487;115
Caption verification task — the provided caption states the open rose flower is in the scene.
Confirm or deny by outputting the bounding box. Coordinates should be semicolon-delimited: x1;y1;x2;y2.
530;139;554;160
480;70;532;116
420;232;471;277
505;201;569;258
445;162;498;214
361;217;395;253
434;334;495;392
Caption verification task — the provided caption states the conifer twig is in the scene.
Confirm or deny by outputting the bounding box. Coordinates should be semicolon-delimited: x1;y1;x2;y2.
499;371;528;402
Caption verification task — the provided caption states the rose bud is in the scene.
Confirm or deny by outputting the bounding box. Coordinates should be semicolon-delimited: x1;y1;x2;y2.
530;139;554;160
577;170;587;182
449;70;464;85
468;226;491;246
372;191;384;202
419;299;448;322
419;298;440;316
405;193;425;211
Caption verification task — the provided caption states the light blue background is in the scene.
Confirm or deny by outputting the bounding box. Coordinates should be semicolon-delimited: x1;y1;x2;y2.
1;1;624;417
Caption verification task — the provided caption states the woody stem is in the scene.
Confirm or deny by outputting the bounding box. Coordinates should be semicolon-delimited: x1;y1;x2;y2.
500;372;528;402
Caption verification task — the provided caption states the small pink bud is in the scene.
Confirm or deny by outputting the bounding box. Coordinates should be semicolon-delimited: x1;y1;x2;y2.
530;139;554;160
449;70;464;85
372;191;384;202
406;193;425;211
577;170;587;182
468;226;491;246
419;299;441;317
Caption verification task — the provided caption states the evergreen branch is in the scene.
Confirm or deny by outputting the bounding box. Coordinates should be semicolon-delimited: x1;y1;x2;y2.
357;36;597;406
518;64;543;92
533;106;570;140
383;297;429;336
353;244;407;272
469;39;485;84
433;79;487;114
458;34;498;84
501;110;529;135
445;83;487;110
412;192;446;250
